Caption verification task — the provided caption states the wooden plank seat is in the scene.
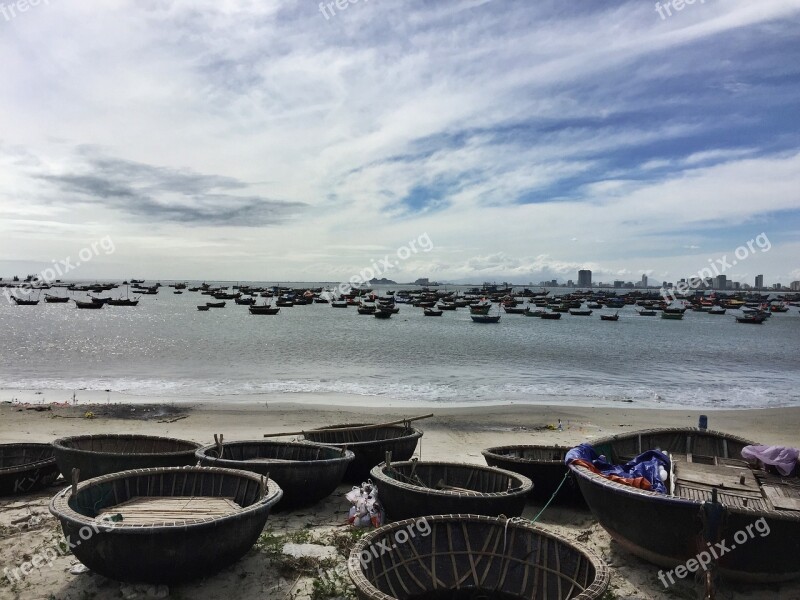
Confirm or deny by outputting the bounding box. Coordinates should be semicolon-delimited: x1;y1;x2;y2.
96;496;241;525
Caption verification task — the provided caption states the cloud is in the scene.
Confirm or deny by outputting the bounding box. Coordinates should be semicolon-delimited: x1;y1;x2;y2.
34;152;306;226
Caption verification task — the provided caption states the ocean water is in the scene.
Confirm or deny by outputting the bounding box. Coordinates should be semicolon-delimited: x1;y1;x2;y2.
1;283;798;409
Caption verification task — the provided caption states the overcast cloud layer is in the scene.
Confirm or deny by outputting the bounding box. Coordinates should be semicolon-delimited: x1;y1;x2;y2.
1;0;799;285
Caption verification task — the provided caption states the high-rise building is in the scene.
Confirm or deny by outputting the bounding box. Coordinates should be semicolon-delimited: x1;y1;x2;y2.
715;275;727;289
755;274;764;289
578;270;592;287
641;274;648;287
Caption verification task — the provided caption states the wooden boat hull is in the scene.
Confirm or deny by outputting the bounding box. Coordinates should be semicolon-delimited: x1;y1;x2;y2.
196;441;353;509
482;445;585;505
304;425;422;483
348;514;610;600
53;434;202;480
249;306;280;315
570;428;800;582
370;461;532;521
0;443;61;496
49;466;282;584
470;315;500;323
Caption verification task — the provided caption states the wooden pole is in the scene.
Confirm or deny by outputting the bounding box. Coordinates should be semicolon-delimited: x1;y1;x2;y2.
263;413;434;438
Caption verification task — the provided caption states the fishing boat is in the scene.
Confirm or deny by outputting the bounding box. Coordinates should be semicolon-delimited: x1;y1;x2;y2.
638;309;657;316
503;305;528;314
569;427;800;582
482;444;585;505
11;297;39;305
600;312;619;321
524;308;546;317
708;307;727;315
107;298;139;306
197;305;210;311
736;313;767;324
234;296;256;305
570;309;593;316
471;314;501;323
424;308;443;316
661;311;683;320
0;443;61;496
370;460;532;520
437;302;457;311
374;309;392;319
331;301;348;308
540;312;562;320
205;301;226;308
196;439;353;509
275;418;425;483
348;514;610;600
75;299;103;309
52;434;202;480
469;303;491;315
44;294;70;303
50;466;282;583
357;305;376;315
249;305;280;315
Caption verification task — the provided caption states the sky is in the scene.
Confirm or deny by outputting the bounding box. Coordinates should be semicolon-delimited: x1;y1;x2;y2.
1;0;799;286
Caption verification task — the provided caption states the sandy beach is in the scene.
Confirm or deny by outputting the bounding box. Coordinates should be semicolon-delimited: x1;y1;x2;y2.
1;393;799;600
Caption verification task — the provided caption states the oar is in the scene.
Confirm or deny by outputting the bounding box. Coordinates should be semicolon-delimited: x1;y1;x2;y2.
263;413;434;438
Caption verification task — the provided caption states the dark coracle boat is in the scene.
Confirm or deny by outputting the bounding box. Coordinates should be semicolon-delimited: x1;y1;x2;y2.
0;443;61;496
74;299;103;309
482;444;585;505
569;427;800;582
279;420;425;483
49;466;282;583
196;439;353;509
53;434;202;480
348;514;610;600
370;460;532;520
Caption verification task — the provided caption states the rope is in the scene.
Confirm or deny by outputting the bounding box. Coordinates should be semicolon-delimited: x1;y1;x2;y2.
531;471;570;524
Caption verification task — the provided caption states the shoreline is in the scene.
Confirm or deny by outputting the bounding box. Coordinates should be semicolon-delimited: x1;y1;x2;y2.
1;387;796;412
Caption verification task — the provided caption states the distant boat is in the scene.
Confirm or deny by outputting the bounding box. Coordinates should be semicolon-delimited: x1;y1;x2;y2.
660;311;683;320
424;308;443;316
197;305;210;311
638;309;657;316
249;305;280;315
708;307;727;315
437;303;457;311
770;304;789;313
374;309;392;319
736;313;766;324
12;297;39;306
600;313;619;321
523;308;546;317
331;301;348;308
503;305;527;314
44;294;70;303
569;309;593;316
75;299;103;309
205;301;226;308
540;312;562;320
107;298;139;306
471;314;501;323
234;297;256;305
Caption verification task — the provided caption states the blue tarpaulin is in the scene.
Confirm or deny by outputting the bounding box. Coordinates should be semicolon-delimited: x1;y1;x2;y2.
566;443;670;494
